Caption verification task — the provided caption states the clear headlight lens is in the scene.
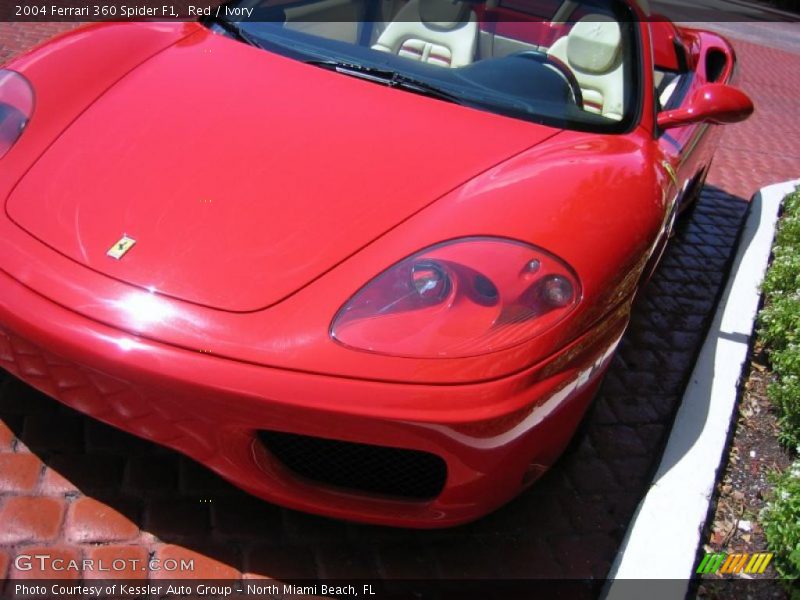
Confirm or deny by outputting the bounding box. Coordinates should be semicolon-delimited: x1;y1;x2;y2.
0;70;34;159
330;237;581;358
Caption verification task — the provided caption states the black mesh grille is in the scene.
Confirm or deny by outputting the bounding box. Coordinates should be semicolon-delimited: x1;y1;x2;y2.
258;430;447;500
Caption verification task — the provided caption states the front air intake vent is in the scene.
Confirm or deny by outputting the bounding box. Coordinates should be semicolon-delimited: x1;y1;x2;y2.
258;430;447;500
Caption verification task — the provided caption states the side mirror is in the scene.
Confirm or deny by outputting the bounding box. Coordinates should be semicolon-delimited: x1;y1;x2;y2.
657;83;754;130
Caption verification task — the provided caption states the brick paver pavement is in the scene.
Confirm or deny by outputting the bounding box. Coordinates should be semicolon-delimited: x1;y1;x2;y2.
706;37;800;198
0;20;798;589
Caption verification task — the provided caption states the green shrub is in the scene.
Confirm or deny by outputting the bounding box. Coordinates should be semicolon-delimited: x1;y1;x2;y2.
761;460;800;581
759;295;800;351
761;254;800;300
760;188;800;584
785;188;800;214
770;376;800;448
758;189;800;445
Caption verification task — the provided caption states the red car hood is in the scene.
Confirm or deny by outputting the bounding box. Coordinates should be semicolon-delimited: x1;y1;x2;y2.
7;30;559;312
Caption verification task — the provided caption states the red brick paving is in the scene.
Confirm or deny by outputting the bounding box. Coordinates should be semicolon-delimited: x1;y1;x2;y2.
705;38;800;198
65;497;139;543
0;20;798;588
39;466;79;496
0;497;65;544
0;453;41;493
0;23;81;65
0;421;15;451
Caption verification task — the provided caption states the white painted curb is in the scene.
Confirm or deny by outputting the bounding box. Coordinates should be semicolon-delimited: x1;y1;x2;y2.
604;179;799;595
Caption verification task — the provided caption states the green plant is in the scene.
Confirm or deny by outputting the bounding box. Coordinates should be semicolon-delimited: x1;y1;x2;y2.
761;460;800;581
758;296;800;352
758;188;800;584
770;377;800;448
758;189;800;444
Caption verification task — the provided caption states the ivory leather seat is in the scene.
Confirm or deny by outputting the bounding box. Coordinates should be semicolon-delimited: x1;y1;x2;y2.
372;0;478;68
547;15;625;120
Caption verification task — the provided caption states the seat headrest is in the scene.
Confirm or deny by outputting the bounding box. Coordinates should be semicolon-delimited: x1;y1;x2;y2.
567;15;622;74
419;0;473;31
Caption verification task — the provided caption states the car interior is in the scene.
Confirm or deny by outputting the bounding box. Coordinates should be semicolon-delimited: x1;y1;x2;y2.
222;0;692;125
275;0;632;120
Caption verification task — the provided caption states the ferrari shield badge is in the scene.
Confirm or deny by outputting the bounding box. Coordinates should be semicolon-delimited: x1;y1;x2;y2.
107;235;136;260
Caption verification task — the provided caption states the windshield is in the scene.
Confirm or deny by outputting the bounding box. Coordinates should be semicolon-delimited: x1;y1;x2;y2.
205;0;642;133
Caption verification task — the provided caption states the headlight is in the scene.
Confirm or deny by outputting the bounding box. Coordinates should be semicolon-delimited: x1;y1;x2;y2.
0;70;34;159
330;237;581;358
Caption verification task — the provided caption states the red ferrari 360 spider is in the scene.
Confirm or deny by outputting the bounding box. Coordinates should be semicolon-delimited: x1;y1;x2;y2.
0;0;752;526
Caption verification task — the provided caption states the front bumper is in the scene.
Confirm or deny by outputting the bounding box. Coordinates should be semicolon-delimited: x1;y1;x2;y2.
0;267;627;527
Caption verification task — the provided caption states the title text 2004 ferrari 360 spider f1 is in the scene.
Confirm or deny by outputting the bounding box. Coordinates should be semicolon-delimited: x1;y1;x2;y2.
0;0;752;527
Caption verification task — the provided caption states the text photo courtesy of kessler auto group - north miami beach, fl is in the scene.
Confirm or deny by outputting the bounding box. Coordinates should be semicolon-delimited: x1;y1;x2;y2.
13;583;376;597
0;0;798;599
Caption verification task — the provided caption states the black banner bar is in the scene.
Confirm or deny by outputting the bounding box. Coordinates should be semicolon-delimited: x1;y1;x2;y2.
0;0;798;22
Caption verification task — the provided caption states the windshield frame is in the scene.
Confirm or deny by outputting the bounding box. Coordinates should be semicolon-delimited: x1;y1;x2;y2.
205;0;645;134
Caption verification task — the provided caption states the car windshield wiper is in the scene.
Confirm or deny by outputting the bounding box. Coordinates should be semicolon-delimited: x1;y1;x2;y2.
305;59;396;80
391;73;469;105
305;59;468;105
